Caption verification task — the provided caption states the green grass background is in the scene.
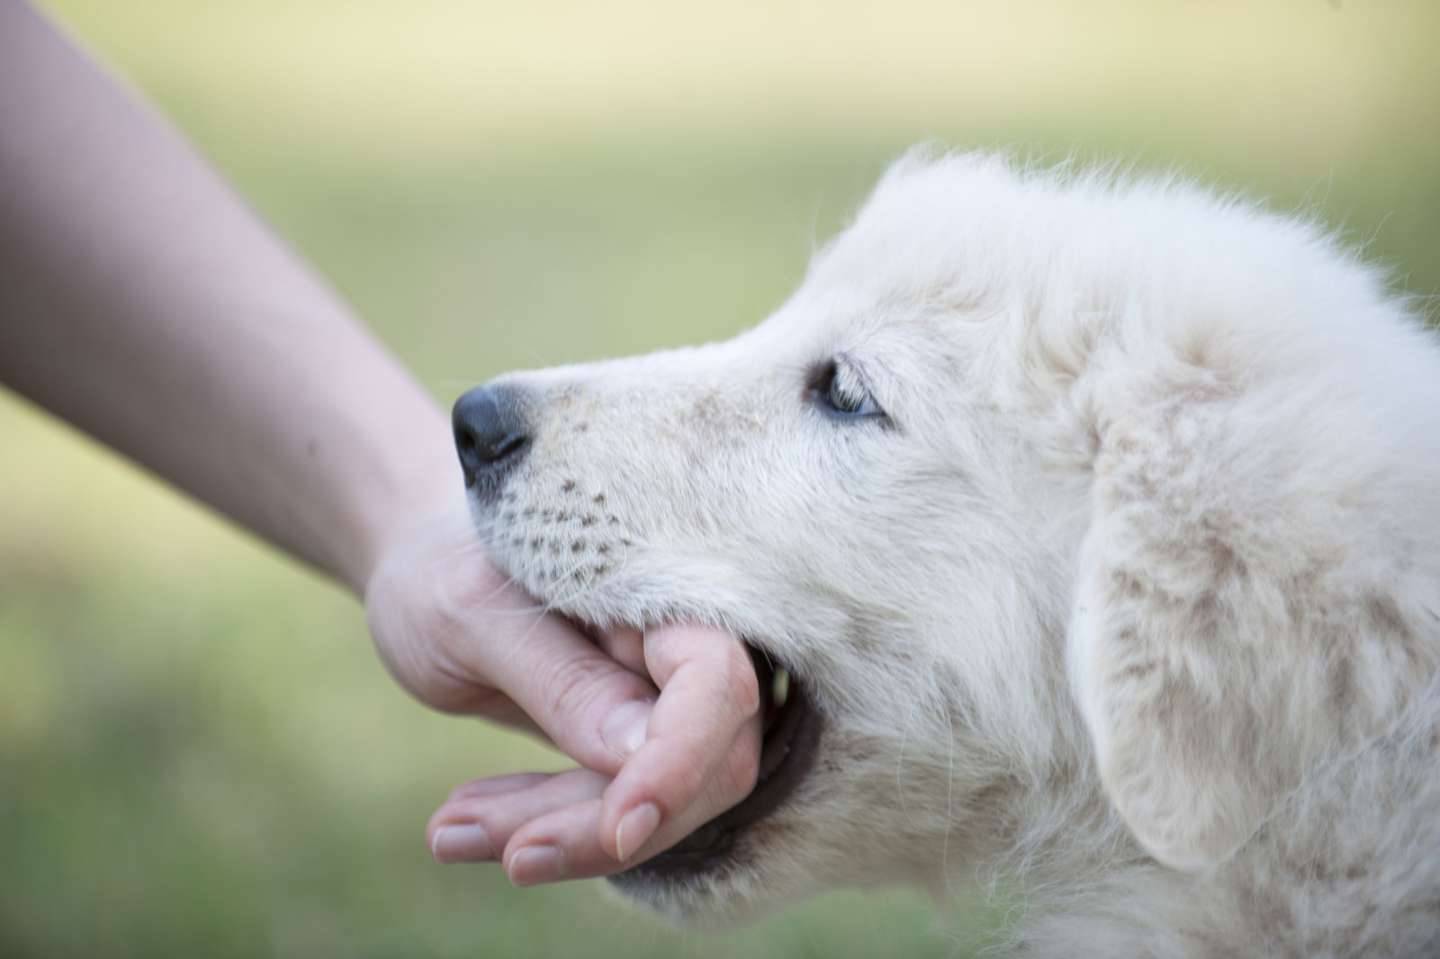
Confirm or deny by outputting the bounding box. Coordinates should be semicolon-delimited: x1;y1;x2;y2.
2;2;1437;956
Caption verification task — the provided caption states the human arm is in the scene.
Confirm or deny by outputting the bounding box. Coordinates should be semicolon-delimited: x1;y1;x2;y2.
0;0;760;882
0;0;450;589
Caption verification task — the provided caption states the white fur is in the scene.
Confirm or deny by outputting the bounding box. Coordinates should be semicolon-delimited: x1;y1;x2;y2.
474;151;1440;956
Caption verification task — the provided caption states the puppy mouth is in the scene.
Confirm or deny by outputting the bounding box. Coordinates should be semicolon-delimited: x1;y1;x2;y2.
611;641;822;883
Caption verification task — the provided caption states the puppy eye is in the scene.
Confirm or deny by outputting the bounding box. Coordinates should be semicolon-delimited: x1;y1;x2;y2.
812;358;885;420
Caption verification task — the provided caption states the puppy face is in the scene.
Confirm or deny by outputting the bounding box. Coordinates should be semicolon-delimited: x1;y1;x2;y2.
459;156;1079;921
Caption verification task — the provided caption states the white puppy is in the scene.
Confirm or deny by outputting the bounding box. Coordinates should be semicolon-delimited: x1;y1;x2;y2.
455;151;1440;956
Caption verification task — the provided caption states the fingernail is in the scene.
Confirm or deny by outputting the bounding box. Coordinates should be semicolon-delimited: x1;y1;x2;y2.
615;802;661;862
431;824;493;863
508;845;565;886
601;700;651;758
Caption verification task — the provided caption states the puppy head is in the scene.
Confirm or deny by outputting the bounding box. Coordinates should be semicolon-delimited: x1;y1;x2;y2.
456;151;1434;918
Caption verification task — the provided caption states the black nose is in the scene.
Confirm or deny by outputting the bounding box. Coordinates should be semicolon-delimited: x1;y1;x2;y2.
452;385;531;494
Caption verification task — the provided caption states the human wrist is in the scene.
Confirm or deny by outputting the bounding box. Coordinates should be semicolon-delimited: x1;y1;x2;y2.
344;409;467;599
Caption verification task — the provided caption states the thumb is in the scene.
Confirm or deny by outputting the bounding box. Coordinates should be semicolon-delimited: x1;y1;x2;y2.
455;577;659;775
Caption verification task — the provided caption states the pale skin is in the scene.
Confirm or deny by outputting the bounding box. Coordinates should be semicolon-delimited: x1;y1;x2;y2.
0;0;760;886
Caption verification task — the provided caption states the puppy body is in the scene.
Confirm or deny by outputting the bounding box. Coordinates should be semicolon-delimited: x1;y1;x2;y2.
470;153;1440;955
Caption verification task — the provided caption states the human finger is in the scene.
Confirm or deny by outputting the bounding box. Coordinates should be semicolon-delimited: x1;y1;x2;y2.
450;575;661;774
594;624;647;676
426;767;609;864
503;722;760;883
597;625;763;861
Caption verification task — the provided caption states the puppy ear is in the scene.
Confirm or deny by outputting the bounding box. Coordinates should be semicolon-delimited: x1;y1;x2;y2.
1065;410;1344;872
1067;527;1279;871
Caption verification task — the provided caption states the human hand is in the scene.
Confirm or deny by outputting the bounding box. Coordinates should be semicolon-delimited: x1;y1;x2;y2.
365;511;763;883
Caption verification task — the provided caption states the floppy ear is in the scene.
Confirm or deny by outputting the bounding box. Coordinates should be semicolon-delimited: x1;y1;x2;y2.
1067;529;1276;871
1065;416;1323;873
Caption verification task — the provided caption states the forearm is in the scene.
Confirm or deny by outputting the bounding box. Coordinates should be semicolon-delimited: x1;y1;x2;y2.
0;1;459;593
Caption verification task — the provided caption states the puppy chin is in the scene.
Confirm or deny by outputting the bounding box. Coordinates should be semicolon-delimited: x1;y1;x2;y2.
602;824;828;929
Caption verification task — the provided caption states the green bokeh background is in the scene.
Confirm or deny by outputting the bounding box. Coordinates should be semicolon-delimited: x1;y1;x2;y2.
2;2;1437;956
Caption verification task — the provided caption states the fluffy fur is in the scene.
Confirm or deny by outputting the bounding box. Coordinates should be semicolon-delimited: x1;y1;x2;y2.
472;151;1440;956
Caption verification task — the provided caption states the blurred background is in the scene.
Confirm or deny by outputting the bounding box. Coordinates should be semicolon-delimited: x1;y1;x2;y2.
2;1;1437;956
